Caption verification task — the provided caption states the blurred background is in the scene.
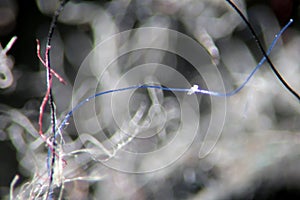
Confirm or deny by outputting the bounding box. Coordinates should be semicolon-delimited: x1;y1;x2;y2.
0;0;300;199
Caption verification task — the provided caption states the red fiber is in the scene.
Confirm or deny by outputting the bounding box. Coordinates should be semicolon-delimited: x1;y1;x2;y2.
36;39;67;166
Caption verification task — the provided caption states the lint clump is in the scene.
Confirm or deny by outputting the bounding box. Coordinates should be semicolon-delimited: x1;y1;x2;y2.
0;36;17;89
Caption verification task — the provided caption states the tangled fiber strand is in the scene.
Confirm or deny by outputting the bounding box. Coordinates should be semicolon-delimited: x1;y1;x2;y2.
8;0;299;199
36;0;69;199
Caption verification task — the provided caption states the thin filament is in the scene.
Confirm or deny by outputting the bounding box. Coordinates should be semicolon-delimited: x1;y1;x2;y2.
56;17;293;135
226;0;300;101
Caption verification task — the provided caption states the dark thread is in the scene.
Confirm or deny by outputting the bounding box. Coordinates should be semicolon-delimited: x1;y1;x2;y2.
44;0;69;199
226;0;300;101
